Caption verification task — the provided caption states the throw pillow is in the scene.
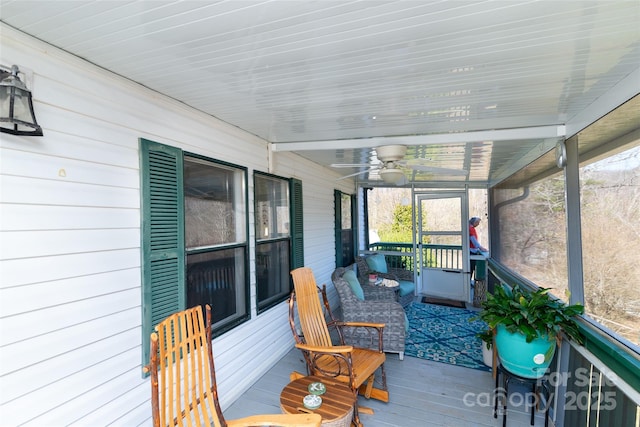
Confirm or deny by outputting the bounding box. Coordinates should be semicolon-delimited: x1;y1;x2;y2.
343;270;364;300
365;253;388;274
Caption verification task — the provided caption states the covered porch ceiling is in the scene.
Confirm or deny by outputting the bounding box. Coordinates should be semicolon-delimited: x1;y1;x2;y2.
1;0;639;186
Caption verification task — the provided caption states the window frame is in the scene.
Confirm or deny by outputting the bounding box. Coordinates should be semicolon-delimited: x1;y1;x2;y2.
183;152;251;335
335;190;356;267
253;171;293;313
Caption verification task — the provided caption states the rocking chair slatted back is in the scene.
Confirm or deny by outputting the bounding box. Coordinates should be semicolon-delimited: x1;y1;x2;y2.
145;305;322;427
290;267;334;348
289;267;390;427
149;305;223;427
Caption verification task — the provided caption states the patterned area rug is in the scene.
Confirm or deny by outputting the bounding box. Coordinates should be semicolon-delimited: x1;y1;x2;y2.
405;302;491;372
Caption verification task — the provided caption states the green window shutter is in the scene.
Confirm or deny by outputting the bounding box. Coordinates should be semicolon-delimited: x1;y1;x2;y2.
290;178;304;269
350;193;357;262
139;138;185;370
334;190;342;267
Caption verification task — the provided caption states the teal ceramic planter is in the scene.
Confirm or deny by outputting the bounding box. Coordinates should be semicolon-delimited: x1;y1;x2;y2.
495;324;556;379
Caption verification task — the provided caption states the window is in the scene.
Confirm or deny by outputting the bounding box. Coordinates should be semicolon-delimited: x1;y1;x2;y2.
254;173;291;312
579;143;640;347
335;191;356;267
184;156;248;330
492;170;569;301
140;139;249;368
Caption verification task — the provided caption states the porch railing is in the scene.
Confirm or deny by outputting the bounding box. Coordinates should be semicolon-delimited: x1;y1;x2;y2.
368;242;463;270
367;242;414;270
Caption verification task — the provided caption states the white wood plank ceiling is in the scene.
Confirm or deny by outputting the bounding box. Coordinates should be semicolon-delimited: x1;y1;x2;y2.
1;0;638;186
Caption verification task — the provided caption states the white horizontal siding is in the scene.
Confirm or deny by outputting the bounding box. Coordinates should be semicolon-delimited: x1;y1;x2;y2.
2;288;140;345
0;24;350;426
1;204;140;231
0;146;139;188
2;326;140;401
2;229;140;259
1;175;140;208
8;350;142;427
212;304;295;409
1;268;139;317
2;307;140;375
1;249;141;288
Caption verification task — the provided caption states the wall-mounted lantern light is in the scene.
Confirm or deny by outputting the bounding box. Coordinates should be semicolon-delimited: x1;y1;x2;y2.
1;65;43;136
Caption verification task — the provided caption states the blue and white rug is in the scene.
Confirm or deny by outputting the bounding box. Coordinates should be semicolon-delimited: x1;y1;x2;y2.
405;302;491;372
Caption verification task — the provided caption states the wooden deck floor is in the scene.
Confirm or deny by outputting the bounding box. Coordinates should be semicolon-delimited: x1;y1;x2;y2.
224;347;553;427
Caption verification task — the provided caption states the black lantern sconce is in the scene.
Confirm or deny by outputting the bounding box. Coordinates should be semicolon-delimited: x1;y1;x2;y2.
1;65;43;136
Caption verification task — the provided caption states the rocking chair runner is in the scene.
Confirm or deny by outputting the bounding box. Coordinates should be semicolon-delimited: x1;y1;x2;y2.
144;305;321;427
289;267;389;427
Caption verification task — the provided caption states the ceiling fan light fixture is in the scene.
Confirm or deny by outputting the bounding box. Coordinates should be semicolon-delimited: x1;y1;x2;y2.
380;168;405;185
376;145;407;162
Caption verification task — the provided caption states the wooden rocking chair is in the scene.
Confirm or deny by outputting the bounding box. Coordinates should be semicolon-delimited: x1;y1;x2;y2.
289;267;389;427
144;305;321;427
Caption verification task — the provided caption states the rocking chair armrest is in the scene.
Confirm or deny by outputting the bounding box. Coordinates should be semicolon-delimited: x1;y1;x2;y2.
295;343;354;354
227;413;322;427
340;321;385;329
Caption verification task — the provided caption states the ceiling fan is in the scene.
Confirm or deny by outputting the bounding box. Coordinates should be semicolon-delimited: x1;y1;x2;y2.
331;145;467;185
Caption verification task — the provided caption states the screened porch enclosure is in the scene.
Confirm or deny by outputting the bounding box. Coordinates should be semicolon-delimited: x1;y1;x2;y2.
1;2;639;426
359;102;640;424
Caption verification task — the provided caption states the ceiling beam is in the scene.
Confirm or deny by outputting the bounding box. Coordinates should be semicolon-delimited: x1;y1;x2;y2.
270;125;566;152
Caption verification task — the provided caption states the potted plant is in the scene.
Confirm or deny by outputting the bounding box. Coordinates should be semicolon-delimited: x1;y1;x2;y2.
477;328;494;367
477;284;584;378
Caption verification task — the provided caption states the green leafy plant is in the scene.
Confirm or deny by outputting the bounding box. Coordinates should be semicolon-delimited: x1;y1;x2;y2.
477;328;494;350
477;284;585;344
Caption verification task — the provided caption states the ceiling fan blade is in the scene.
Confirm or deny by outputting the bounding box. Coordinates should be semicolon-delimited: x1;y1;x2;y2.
400;158;433;166
336;168;378;180
330;163;377;168
409;165;468;175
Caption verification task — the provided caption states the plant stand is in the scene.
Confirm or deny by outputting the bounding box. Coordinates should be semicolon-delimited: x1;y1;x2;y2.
494;363;551;427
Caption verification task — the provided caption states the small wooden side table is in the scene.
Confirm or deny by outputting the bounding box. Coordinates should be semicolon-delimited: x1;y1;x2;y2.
280;375;355;427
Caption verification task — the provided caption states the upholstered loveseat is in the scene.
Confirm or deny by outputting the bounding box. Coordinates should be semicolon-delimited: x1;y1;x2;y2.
356;254;416;307
332;266;406;360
